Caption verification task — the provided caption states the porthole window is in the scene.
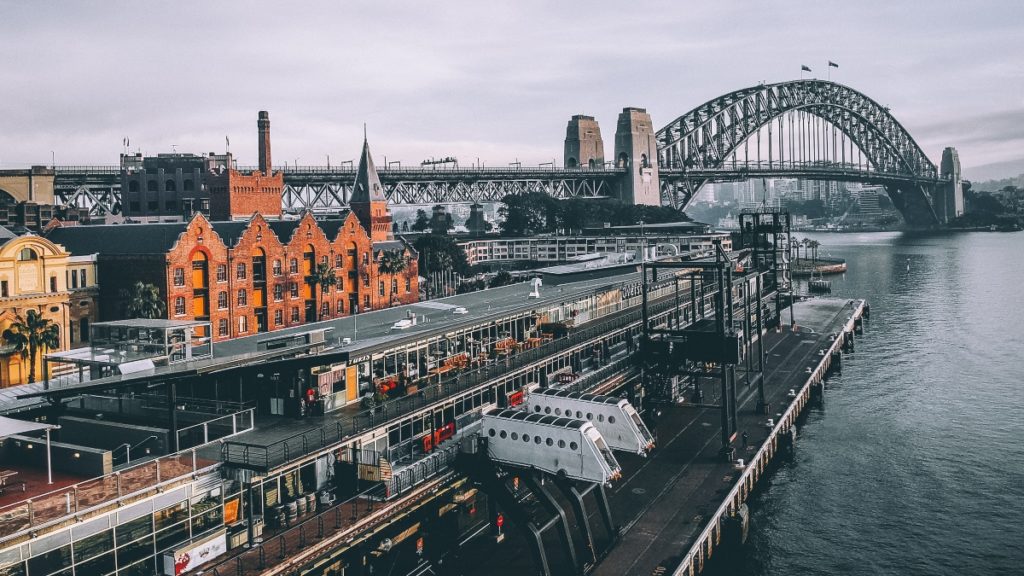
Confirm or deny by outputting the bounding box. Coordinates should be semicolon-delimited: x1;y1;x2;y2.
535;436;542;445
586;413;593;421
544;407;552;414
598;414;604;423
558;439;566;448
608;416;616;424
500;430;507;439
570;442;578;451
576;411;583;419
511;432;518;441
522;434;530;443
489;429;496;437
554;408;561;416
534;405;541;412
546;438;553;446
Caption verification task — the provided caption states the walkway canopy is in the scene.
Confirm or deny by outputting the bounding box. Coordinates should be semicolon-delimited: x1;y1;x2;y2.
0;416;59;484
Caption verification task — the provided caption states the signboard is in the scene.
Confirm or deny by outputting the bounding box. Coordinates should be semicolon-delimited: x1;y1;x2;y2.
163;529;227;575
223;498;240;525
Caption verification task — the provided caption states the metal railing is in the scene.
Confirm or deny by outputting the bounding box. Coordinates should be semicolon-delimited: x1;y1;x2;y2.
220;421;344;470
0;448;217;545
176;408;256;450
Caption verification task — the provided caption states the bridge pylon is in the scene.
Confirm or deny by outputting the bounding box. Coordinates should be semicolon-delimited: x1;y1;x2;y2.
614;107;661;206
564;115;605;169
937;147;964;223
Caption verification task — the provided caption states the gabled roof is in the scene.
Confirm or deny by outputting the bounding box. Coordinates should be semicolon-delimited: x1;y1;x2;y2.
46;221;190;255
351;139;387;203
209;221;251;247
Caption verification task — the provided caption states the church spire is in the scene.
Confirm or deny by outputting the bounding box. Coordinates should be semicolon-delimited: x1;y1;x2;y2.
351;138;387;203
350;137;393;242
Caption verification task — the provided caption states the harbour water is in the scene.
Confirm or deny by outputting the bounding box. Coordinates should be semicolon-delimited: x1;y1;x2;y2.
732;231;1024;576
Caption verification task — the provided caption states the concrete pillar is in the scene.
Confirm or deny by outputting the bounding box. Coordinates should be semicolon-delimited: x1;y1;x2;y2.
613;107;661;205
563;115;605;168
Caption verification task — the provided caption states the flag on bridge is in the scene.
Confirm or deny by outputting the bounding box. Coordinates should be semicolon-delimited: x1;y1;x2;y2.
801;65;812;72
829;61;839;68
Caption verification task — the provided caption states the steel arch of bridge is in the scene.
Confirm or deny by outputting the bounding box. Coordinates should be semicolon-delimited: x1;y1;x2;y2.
655;80;942;223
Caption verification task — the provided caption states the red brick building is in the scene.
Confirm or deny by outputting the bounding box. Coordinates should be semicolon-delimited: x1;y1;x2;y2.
208;110;284;221
46;136;419;341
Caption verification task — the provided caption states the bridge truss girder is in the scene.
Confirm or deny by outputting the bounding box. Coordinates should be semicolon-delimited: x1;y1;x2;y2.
282;175;618;212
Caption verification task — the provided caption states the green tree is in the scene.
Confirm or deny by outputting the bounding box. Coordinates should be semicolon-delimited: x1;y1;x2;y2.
413;234;469;297
308;263;338;321
2;309;61;384
126;281;166;319
378;250;409;276
488;270;515;288
808;240;821;263
499;192;558;236
411;209;431;232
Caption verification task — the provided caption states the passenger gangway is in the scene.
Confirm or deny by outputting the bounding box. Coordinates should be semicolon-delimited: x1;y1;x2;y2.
481;408;621;485
526;389;655;455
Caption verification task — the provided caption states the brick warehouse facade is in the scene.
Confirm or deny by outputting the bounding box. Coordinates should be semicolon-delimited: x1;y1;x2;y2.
46;132;418;341
47;210;418;340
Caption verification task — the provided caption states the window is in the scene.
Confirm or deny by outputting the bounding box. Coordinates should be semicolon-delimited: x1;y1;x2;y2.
174;297;185;315
239;316;248;333
406;277;411;292
217;291;228;309
289;282;299;298
291;307;300;323
570;441;578;451
321;302;330;318
289;258;299;274
216;264;227;282
274;284;283;301
274;309;283;326
219;319;228;336
79;269;87;287
392;279;398;294
71;270;78;289
237;289;247;306
511;432;518;441
173;268;185;286
363;295;370;309
17;248;37;261
378;281;384;296
50;276;58;293
273;260;282;276
0;280;7;297
362;252;369;265
236;263;247;280
335;255;342;268
499;430;507;439
362;273;369;287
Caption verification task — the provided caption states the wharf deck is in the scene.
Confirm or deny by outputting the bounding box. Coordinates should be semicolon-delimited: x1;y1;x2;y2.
451;298;862;576
593;298;861;575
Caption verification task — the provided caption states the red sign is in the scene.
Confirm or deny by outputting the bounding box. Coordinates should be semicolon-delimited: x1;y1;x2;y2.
507;390;524;407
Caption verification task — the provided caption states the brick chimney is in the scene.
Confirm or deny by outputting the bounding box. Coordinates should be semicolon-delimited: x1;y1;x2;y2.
258;111;272;175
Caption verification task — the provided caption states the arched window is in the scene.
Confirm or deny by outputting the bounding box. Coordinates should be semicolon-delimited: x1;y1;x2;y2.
147;179;158;192
588;158;597;169
17;248;38;261
617;152;629;168
128;181;140;193
640;153;649;169
217;292;228;309
566;157;578;168
165;179;176;192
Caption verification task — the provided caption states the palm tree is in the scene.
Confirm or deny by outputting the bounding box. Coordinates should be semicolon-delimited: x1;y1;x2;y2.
808;240;821;263
377;250;409;276
308;262;338;320
126;281;166;319
2;309;61;384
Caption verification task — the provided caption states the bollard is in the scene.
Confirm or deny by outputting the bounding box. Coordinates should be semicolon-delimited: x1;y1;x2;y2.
258;544;266;569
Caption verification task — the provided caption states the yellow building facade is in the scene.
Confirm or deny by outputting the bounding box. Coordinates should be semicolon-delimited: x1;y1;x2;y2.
0;228;98;387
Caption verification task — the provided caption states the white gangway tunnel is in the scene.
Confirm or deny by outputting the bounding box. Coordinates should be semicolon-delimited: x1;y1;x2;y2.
481;408;622;485
526;389;655;455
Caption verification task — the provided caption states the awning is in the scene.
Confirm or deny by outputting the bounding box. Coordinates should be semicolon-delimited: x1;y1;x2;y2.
0;416;57;440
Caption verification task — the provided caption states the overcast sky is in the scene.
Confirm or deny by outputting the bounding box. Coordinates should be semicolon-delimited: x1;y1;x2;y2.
2;0;1022;179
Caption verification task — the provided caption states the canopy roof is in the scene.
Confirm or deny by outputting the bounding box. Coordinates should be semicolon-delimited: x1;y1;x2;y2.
0;416;57;439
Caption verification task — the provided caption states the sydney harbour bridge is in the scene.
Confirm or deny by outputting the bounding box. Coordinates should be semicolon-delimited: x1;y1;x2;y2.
51;79;963;227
